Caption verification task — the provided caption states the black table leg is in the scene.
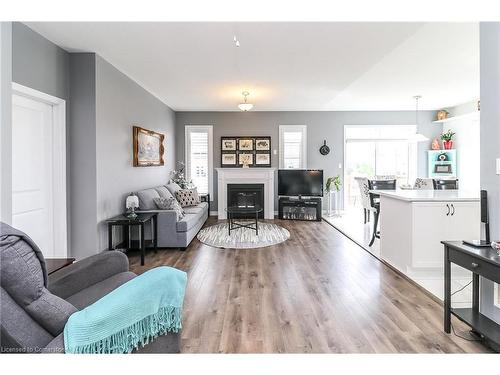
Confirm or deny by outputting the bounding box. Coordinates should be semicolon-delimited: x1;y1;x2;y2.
124;224;130;249
108;224;113;250
256;210;259;235
140;223;145;266
228;211;231;236
444;245;451;333
472;272;480;312
153;215;158;253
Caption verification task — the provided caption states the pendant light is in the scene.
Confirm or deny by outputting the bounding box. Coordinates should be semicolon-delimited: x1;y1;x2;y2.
238;91;254;112
409;95;429;142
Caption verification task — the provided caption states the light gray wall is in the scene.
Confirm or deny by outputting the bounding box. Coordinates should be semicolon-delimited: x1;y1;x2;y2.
479;22;500;324
12;22;70;100
69;53;98;259
175;111;439;211
11;23;176;259
95;55;176;251
0;22;12;224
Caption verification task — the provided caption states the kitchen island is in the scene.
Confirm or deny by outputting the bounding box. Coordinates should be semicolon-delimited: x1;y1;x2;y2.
376;190;480;304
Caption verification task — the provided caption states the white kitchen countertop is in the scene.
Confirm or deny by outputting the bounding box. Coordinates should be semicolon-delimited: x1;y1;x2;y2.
370;189;480;202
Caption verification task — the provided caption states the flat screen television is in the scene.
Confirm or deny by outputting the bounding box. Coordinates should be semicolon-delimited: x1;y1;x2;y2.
278;169;323;197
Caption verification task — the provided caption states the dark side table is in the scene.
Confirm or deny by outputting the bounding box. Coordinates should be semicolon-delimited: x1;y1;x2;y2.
106;213;158;266
442;241;500;349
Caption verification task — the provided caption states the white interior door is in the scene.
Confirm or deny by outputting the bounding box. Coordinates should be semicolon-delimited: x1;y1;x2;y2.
12;94;55;257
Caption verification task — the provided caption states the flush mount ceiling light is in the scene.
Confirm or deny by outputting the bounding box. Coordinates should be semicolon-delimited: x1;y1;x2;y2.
238;91;254;111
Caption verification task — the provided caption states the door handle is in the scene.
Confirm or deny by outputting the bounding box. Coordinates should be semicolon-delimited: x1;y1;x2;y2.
451;204;455;216
446;204;450;216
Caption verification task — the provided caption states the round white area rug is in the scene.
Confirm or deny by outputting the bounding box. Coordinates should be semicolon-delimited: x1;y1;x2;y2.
197;222;290;249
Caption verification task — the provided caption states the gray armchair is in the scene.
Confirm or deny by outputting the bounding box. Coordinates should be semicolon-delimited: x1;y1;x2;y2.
0;222;180;354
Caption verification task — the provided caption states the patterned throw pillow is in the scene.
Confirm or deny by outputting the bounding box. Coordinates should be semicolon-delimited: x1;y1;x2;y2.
153;197;185;219
175;188;200;207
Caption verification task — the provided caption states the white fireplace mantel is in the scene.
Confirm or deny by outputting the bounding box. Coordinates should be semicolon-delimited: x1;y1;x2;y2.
215;168;276;220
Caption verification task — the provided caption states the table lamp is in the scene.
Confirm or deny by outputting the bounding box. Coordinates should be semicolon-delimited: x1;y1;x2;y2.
125;194;139;219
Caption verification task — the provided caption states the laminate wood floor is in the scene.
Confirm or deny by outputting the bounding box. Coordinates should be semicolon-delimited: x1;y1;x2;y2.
128;218;490;353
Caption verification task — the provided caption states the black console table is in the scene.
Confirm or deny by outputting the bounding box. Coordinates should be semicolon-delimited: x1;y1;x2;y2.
442;241;500;348
278;197;322;221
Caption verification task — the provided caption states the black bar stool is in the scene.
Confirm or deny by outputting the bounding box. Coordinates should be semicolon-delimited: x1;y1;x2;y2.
433;179;459;190
368;179;397;247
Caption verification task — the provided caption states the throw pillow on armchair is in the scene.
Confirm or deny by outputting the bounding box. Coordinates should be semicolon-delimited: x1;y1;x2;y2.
175;188;200;208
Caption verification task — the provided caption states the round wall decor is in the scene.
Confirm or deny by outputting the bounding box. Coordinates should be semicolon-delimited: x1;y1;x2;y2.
319;140;330;155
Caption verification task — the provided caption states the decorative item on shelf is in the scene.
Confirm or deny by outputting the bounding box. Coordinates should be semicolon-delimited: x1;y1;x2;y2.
478;100;481;111
133;126;165;167
431;138;441;150
440;129;456;150
436;110;449;121
325;175;342;217
438;152;449;162
125;194;139;219
319;140;330;155
238;91;253;112
170;161;193;189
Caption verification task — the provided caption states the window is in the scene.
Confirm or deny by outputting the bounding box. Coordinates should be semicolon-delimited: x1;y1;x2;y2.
343;125;418;210
185;126;213;196
279;125;307;169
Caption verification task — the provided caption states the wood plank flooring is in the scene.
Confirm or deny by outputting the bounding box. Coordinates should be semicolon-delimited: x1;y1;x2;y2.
128;218;490;353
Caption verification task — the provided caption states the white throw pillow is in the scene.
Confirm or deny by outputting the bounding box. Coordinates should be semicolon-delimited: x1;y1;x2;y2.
154;197;185;219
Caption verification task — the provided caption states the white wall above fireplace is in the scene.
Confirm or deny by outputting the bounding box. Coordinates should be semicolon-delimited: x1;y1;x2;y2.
215;168;276;220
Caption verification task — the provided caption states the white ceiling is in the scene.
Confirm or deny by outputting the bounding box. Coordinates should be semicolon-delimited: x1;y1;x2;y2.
25;22;479;111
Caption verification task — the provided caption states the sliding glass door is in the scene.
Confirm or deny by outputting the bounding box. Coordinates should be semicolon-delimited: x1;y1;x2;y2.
344;125;417;210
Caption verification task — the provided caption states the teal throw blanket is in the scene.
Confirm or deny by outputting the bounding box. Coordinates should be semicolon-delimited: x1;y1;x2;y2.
64;266;187;354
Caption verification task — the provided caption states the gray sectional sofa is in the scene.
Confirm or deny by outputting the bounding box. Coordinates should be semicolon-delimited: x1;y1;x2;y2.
135;182;209;249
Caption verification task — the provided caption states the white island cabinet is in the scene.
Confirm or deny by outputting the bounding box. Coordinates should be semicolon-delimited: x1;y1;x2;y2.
376;190;480;301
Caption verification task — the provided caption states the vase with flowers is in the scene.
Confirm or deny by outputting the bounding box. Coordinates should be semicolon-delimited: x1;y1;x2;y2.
170;161;193;189
440;129;456;150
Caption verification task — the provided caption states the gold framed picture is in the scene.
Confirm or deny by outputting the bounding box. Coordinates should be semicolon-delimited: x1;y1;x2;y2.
133;126;165;167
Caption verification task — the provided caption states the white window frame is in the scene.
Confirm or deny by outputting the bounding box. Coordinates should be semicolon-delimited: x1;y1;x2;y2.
185;125;213;198
343;124;418;181
279;125;307;169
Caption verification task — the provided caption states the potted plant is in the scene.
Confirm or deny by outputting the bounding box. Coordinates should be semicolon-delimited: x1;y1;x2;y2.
440;129;456;150
325;175;342;216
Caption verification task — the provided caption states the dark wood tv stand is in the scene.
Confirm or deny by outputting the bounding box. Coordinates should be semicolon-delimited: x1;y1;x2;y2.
278;197;322;221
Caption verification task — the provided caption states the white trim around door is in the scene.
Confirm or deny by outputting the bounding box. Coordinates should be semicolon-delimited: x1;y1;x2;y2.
11;82;67;257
